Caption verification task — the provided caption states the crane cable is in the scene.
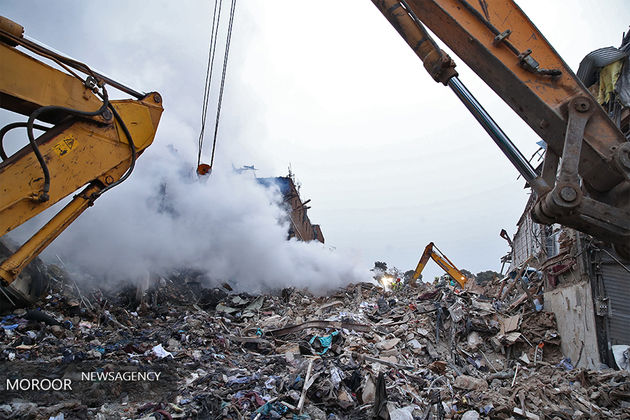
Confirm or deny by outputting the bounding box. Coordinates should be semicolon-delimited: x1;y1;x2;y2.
197;0;222;172
197;0;237;175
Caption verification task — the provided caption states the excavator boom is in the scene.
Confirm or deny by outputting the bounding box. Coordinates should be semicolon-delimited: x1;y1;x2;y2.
372;0;630;258
0;17;163;287
412;242;468;288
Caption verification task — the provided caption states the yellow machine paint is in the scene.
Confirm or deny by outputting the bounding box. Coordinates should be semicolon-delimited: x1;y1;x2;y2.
0;16;163;287
412;242;468;288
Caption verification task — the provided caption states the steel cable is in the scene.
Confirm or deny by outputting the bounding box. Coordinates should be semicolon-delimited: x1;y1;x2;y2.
197;0;224;169
209;0;237;170
0;122;49;161
197;0;237;172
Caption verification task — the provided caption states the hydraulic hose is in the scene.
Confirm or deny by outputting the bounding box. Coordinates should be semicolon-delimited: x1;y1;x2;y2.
26;86;110;202
0;122;49;161
94;101;137;198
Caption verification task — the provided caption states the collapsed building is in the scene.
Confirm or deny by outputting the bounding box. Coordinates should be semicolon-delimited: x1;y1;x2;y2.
503;193;627;370
1;257;629;419
258;175;325;244
502;32;630;371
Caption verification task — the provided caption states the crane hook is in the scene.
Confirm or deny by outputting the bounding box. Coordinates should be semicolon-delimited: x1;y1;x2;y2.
197;163;212;176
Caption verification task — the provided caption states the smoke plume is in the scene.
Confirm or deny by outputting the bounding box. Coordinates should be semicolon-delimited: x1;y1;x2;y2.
37;141;369;293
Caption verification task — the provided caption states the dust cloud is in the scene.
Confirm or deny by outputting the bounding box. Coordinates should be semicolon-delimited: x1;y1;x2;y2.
38;141;370;293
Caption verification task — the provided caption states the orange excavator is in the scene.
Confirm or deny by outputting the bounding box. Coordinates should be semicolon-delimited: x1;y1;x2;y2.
411;242;469;288
370;0;630;260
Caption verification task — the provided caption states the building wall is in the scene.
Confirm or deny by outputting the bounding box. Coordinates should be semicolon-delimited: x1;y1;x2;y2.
258;176;324;244
509;194;543;271
510;192;601;368
544;280;601;369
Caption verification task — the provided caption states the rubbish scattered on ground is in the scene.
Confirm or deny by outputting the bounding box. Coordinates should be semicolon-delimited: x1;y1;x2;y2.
0;265;629;419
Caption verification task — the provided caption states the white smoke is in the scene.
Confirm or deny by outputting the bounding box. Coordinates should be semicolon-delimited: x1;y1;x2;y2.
40;140;370;294
2;0;373;293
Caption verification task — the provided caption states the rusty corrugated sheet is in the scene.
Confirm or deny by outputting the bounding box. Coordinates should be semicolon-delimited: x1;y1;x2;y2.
577;46;628;87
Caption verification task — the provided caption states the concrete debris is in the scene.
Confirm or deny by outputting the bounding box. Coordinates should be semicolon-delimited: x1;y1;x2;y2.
376;338;400;351
453;375;488;391
0;265;629;419
500;314;521;334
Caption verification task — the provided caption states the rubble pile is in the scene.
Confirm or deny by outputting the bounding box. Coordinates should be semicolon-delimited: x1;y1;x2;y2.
0;266;629;419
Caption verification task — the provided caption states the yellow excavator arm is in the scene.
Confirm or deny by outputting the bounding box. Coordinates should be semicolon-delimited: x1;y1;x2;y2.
412;242;468;288
0;17;163;286
372;0;630;258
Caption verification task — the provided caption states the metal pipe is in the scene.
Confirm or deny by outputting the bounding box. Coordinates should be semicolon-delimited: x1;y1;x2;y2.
447;76;539;183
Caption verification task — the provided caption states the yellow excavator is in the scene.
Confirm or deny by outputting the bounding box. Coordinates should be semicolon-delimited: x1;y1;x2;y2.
411;242;469;288
0;16;162;299
2;0;630;301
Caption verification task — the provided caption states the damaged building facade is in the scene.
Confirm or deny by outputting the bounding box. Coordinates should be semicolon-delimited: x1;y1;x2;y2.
258;176;325;244
504;31;630;371
506;190;630;370
504;192;624;370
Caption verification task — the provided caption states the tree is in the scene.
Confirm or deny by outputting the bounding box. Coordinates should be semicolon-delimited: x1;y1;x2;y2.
404;269;417;281
374;261;387;271
475;270;501;284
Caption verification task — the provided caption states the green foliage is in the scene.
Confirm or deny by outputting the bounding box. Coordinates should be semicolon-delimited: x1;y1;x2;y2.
475;270;500;284
374;261;387;271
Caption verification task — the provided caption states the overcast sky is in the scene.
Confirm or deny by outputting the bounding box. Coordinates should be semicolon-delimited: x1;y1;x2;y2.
3;1;629;283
